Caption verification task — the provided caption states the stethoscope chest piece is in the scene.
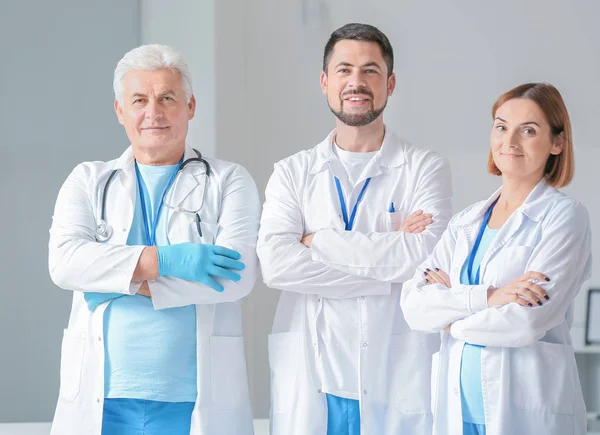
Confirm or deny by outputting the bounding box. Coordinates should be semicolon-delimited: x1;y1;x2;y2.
96;219;113;242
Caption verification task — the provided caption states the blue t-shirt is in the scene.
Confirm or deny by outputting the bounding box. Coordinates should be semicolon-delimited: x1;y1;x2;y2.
103;163;197;402
459;225;498;424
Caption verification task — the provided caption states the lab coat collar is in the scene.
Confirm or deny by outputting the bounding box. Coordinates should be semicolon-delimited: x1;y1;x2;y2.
114;146;135;170
113;145;207;206
113;145;204;172
454;178;556;227
308;126;407;175
168;146;208;211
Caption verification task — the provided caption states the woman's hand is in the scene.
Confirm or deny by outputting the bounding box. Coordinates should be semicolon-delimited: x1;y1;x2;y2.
487;271;550;307
424;268;451;288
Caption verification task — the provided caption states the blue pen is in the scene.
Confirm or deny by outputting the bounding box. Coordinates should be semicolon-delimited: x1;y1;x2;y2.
388;202;396;213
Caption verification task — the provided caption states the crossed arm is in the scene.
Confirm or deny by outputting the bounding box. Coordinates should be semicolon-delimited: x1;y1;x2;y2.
257;157;452;297
401;200;592;348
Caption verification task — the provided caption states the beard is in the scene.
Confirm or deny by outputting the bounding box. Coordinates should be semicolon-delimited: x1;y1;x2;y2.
328;89;387;127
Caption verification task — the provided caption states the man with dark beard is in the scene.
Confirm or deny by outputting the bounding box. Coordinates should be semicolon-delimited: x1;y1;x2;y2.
257;23;453;435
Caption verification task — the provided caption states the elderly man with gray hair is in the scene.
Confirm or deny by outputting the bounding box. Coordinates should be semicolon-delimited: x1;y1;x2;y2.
48;44;259;435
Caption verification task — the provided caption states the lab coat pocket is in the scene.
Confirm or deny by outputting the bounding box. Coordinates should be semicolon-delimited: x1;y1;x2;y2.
210;336;249;409
510;341;575;415
377;211;402;232
390;332;430;414
169;218;219;245
189;222;219;245
268;332;300;414
489;245;534;285
59;328;86;403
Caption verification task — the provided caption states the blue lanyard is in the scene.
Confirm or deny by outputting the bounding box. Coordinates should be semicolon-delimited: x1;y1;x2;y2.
135;162;181;246
334;176;371;231
467;198;499;284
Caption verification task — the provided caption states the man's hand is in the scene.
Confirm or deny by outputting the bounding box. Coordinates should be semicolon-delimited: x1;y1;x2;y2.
301;233;314;248
137;281;151;298
156;243;245;292
400;210;433;233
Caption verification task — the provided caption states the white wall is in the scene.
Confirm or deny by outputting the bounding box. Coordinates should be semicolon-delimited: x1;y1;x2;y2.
140;0;216;157
0;0;140;422
222;0;600;417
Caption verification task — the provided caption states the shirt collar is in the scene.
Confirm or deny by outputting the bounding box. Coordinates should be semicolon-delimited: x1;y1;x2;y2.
308;126;407;175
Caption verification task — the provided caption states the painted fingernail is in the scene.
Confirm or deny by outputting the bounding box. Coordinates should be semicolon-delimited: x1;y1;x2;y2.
425;279;429;283
537;301;543;306
425;268;431;272
435;268;440;272
528;303;533;307
424;271;428;276
544;295;550;300
545;277;550;282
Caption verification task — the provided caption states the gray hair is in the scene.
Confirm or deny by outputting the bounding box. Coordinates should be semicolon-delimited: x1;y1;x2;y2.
113;44;193;105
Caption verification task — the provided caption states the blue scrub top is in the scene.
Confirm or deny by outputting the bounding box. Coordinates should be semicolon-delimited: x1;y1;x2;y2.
459;225;498;424
103;163;198;402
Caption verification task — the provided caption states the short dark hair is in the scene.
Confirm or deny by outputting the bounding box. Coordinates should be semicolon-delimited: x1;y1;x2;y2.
323;23;394;77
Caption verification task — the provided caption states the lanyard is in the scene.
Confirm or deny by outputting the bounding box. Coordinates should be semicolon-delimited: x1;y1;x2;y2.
467;198;499;284
334;176;371;231
135;162;181;246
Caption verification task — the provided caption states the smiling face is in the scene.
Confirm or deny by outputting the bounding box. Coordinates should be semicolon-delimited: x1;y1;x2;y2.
320;40;395;127
114;68;196;159
490;98;563;184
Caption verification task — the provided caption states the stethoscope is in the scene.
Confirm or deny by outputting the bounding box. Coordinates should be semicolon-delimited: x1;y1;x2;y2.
95;149;211;242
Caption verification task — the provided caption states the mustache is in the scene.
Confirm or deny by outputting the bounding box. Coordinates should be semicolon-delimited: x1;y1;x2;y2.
341;87;374;99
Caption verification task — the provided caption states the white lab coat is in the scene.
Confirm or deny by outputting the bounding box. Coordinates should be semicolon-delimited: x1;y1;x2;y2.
401;180;592;435
48;146;260;435
257;129;453;435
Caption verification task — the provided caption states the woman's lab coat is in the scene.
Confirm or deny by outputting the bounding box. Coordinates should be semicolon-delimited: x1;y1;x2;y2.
401;180;591;435
48;146;260;435
257;129;453;435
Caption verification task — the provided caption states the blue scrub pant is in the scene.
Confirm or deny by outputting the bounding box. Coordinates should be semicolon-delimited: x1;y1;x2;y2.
326;394;360;435
102;398;195;435
463;422;486;435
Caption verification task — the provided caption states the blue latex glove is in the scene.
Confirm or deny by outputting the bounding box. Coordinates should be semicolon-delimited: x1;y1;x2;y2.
156;243;245;292
84;292;124;312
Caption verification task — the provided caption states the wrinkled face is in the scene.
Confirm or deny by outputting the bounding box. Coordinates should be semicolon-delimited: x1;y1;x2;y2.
321;40;395;127
115;68;195;155
491;98;563;181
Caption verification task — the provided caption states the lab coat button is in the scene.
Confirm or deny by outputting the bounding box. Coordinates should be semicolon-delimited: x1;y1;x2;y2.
361;296;365;301
98;336;101;342
96;398;101;403
363;390;368;395
122;228;127;232
453;387;459;396
318;389;322;393
363;342;368;348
